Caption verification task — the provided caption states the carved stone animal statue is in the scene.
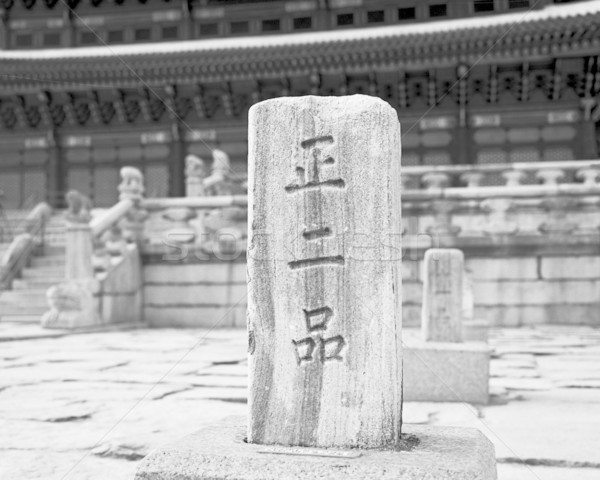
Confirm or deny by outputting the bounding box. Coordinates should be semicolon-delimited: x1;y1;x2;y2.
118;166;145;201
65;190;92;223
185;154;208;179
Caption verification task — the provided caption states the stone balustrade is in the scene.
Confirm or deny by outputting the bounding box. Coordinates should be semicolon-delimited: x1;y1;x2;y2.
401;159;600;189
141;159;600;257
220;159;600;192
136;157;600;330
0;202;51;290
41;168;144;329
48;157;599;329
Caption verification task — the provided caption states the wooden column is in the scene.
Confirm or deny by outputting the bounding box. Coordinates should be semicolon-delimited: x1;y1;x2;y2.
46;130;65;208
579;99;598;159
169;122;186;197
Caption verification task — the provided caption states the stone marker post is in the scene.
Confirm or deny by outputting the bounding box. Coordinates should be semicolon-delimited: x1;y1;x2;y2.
135;95;497;479
421;248;464;343
247;95;403;449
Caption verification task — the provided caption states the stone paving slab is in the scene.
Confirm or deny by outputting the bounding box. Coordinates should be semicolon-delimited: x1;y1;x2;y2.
498;464;600;480
0;326;599;479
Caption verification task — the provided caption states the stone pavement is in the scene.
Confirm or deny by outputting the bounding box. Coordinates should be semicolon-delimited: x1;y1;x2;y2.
1;325;599;480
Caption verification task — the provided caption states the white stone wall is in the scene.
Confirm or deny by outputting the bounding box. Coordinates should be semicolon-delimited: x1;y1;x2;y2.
142;254;600;328
143;262;247;328
470;256;600;326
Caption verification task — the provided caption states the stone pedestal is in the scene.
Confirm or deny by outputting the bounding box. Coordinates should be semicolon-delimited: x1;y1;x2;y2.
134;417;497;480
65;223;94;280
463;319;490;343
403;341;490;404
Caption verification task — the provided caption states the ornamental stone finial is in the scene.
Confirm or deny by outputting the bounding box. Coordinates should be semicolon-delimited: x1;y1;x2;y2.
576;167;600;186
501;170;527;187
65;190;92;224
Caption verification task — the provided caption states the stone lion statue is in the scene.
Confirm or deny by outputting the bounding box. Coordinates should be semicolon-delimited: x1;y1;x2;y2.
41;280;100;329
65;190;92;223
118;167;145;201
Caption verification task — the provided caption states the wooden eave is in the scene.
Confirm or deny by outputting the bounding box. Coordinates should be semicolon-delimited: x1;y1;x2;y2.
1;3;599;94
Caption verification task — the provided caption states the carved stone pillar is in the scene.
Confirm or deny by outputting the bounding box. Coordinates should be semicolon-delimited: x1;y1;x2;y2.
64;190;94;280
185;154;208;197
66;223;94;280
42;190;101;330
118;167;147;244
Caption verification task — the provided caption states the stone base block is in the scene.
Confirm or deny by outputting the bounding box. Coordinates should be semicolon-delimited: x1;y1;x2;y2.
464;319;489;343
404;340;490;404
135;416;497;480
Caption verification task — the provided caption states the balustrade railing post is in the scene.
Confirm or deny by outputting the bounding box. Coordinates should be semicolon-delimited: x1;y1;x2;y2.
422;172;451;190
64;191;94;280
575;167;600;186
536;168;565;186
501;170;527;187
480;198;518;236
118;167;147;244
42;191;100;329
460;171;485;188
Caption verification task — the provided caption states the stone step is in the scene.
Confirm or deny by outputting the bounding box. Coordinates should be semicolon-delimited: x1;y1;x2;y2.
0;290;48;306
0;303;47;315
12;278;61;290
0;314;42;323
37;245;65;256
22;267;65;278
30;256;66;268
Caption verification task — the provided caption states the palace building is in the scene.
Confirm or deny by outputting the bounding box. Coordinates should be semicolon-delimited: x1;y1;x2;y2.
0;0;599;207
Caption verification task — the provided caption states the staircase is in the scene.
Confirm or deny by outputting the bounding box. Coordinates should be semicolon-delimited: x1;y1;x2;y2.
0;211;67;324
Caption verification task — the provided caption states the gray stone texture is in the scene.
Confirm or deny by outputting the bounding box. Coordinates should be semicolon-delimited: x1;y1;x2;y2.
247;95;403;448
135;416;497;480
403;341;490;404
2;326;600;479
422;248;464;342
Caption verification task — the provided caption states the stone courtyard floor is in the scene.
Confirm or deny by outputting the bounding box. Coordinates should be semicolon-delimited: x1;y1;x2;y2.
1;325;600;480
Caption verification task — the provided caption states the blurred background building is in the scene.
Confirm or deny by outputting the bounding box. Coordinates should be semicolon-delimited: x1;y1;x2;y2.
0;0;599;207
